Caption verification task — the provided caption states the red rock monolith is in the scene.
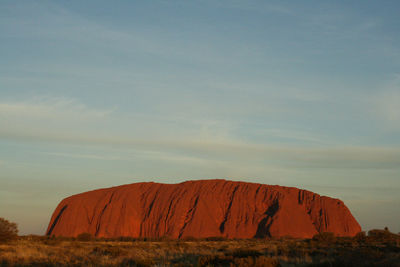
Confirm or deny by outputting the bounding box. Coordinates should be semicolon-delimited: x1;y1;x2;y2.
46;179;361;238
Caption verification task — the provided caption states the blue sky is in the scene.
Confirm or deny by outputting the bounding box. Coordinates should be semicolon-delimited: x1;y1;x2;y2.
1;0;399;235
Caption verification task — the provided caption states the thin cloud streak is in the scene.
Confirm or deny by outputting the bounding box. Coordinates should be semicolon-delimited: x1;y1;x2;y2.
0;96;114;119
4;132;400;170
39;150;210;165
1;97;399;170
40;152;122;161
363;74;400;132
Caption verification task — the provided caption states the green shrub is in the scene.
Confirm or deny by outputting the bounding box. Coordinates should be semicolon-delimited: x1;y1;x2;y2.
0;218;18;243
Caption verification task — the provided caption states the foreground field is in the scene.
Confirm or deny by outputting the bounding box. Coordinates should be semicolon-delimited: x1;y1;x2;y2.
1;232;400;266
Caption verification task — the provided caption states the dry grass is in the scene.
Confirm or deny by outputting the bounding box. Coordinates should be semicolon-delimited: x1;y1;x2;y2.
0;232;399;266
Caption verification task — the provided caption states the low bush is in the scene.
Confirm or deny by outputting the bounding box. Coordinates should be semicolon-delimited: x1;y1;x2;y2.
0;217;18;243
91;245;126;257
197;254;233;266
228;248;263;258
120;258;155;267
312;232;336;243
233;256;280;267
77;232;94;241
368;229;400;244
181;236;198;241
354;231;367;242
115;236;137;242
198;254;280;267
204;236;227;241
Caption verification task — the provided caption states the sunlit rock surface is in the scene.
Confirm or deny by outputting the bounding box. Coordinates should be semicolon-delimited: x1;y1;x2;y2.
47;179;361;238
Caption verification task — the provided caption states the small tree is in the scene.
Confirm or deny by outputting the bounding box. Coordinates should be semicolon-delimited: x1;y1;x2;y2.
0;217;18;242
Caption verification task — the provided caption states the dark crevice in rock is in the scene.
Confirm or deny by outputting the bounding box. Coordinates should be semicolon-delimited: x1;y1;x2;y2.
254;200;280;238
219;185;239;234
178;195;200;238
298;190;304;204
47;205;68;236
95;191;115;237
164;197;175;233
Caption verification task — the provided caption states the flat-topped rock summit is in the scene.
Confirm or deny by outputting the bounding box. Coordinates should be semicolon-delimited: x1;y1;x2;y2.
47;179;361;238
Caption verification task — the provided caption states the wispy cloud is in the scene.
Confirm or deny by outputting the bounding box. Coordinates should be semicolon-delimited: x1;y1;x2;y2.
377;95;400;128
39;150;210;165
0;96;234;144
1;96;399;171
368;74;400;131
0;96;113;120
40;152;122;161
377;90;400;125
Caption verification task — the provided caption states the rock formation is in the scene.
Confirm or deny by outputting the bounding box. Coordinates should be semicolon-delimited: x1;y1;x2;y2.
46;179;361;238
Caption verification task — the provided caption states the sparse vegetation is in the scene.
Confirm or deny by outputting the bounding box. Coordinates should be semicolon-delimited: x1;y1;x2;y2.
76;232;94;241
0;218;18;243
0;230;399;266
312;232;336;243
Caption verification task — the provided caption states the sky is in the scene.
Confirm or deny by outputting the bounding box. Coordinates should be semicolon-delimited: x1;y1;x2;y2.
1;0;399;235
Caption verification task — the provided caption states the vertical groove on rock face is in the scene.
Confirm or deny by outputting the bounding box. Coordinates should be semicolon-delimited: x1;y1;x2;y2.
317;208;323;232
298;190;304;204
178;195;200;238
255;185;262;197
143;195;157;221
139;185;162;237
47;205;68;236
84;205;93;225
95;191;115;236
219;185;239;234
164;197;175;234
255;200;280;238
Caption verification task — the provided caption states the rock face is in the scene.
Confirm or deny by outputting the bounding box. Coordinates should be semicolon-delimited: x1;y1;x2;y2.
47;180;361;238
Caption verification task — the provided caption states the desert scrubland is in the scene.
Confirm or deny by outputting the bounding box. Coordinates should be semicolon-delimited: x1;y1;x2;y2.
1;230;400;267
